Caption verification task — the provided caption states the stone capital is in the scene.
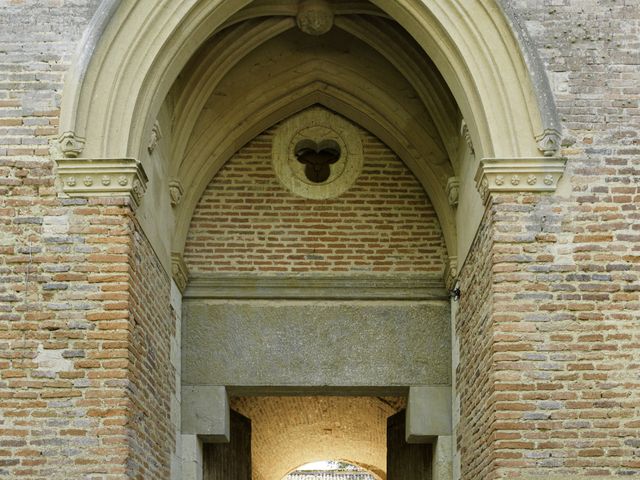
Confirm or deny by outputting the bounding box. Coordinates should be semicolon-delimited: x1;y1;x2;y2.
475;157;566;203
56;157;148;208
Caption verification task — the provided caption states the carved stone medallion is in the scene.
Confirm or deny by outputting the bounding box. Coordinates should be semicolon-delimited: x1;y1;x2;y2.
296;0;334;36
272;107;363;200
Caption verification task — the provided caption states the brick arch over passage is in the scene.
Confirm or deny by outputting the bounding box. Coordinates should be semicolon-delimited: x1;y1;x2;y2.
230;396;406;480
184;121;446;275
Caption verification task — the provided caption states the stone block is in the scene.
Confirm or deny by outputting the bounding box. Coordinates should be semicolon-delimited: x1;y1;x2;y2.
181;386;230;442
406;385;452;443
182;300;451;390
181;434;203;480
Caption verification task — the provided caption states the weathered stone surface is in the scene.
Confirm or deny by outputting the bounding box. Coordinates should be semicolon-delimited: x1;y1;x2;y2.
182;300;451;389
406;386;452;443
181;386;230;442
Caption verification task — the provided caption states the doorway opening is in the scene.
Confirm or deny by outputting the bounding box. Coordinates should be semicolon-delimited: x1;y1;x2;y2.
202;396;435;480
284;460;375;479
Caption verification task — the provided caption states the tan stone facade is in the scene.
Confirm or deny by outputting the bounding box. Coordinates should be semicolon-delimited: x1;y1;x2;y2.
0;0;638;479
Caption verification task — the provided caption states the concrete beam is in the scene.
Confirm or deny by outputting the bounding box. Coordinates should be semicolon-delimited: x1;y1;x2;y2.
181;386;230;443
406;385;452;443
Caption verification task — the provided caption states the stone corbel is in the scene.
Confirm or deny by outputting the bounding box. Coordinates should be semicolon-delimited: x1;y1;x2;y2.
50;131;86;159
181;386;230;443
475;157;566;203
443;256;458;292
406;386;452;443
171;252;190;293
56;157;148;208
169;179;184;207
446;177;460;207
460;120;474;155
536;128;562;157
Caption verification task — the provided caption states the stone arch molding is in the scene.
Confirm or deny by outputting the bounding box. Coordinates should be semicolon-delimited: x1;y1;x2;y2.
55;0;566;274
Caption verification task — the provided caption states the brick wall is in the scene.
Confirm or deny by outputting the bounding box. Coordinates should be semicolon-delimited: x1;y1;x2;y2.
0;0;99;158
0;8;135;477
127;222;174;479
474;1;640;477
486;189;640;477
1;3;176;478
1;193;174;479
1;194;128;477
184;126;447;275
456;207;496;479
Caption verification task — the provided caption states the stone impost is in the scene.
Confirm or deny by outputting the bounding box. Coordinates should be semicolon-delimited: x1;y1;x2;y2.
56;157;149;208
474;157;566;203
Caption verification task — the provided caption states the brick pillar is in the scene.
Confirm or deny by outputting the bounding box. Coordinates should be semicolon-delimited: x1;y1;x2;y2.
455;204;497;480
456;152;638;479
453;158;569;480
1;154;175;478
488;188;639;479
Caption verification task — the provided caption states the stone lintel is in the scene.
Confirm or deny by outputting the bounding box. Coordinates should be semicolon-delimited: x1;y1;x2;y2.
171;252;190;293
184;274;447;300
56;157;148;208
181;386;230;443
406;386;452;443
475;157;566;203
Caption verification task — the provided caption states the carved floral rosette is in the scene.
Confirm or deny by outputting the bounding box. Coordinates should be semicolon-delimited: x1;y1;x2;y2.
56;157;149;208
474;157;566;203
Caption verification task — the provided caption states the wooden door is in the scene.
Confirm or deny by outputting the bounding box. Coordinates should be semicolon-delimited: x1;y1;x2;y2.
387;410;432;479
203;410;251;480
